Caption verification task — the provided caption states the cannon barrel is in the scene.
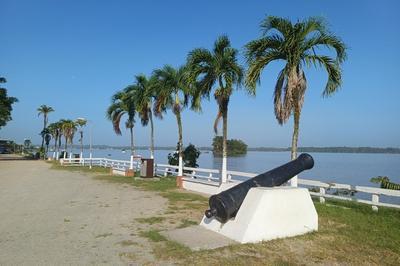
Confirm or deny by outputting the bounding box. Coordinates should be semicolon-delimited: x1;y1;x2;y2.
205;153;314;223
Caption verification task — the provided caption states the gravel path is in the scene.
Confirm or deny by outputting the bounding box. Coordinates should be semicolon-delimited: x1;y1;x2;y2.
0;161;167;265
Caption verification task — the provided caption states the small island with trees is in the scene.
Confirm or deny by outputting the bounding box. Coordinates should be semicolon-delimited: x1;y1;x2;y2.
212;136;247;156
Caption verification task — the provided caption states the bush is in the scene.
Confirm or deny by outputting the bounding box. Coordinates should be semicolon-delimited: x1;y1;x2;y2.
168;143;201;168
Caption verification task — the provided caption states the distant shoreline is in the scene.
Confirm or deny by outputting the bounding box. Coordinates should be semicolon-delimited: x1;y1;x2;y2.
58;145;400;154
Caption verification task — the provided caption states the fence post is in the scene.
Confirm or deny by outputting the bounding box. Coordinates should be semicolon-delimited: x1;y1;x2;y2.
228;174;232;182
372;194;379;212
130;155;134;170
208;173;212;182
164;168;169;177
319;187;326;204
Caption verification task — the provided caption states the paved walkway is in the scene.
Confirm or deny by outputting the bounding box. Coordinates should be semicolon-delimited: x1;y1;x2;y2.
0;161;167;265
0;153;26;160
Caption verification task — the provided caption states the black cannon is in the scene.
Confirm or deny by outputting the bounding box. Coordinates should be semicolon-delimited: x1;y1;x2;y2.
205;153;314;223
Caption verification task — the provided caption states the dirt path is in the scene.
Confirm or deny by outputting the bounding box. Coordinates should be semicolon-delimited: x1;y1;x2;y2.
0;161;167;265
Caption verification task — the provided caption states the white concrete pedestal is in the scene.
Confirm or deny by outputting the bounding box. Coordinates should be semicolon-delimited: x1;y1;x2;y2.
200;187;318;243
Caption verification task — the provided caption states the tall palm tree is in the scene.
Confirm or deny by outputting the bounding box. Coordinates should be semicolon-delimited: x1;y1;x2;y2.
131;75;156;159
47;122;61;159
152;65;191;177
187;35;244;183
60;119;76;159
37;105;54;149
75;118;87;159
107;88;136;157
245;16;346;186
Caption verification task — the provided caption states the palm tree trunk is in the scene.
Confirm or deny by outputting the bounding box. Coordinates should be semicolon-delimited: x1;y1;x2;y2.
80;131;84;159
176;112;183;176
149;110;155;159
57;135;62;159
69;138;73;159
46;143;49;159
53;137;57;159
221;106;228;184
129;126;135;156
290;109;301;187
41;114;46;149
129;126;135;169
64;136;67;159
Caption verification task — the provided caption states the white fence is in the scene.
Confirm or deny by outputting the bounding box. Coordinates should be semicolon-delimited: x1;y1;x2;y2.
59;158;400;211
154;163;400;211
60;157;140;171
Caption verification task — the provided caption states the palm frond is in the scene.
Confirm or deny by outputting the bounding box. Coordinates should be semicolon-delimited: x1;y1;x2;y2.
297;16;327;39
304;55;342;96
260;16;292;38
213;111;222;134
245;50;285;90
273;68;291;124
303;34;347;63
213;35;230;55
112;111;125;135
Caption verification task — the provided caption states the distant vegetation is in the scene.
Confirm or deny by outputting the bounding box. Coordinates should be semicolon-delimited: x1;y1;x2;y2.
249;146;400;154
212;136;247;156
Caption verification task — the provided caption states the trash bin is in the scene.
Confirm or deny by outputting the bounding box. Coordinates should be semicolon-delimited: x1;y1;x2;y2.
140;158;154;178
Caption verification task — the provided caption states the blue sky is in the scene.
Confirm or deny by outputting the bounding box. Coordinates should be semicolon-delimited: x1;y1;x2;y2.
1;0;399;148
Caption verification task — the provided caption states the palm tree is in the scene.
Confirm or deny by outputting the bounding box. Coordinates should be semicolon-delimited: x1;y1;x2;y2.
47;122;61;159
107;88;136;158
75;118;87;159
37;105;54;149
60;119;76;159
152;65;191;177
245;16;346;186
131;75;156;159
187;36;244;184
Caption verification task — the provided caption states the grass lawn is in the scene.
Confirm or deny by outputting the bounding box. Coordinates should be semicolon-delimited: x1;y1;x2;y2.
52;163;400;265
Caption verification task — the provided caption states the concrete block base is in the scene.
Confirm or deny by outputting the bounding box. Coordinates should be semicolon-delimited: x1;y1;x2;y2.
176;176;183;188
111;168;135;177
200;187;318;243
125;169;135;177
